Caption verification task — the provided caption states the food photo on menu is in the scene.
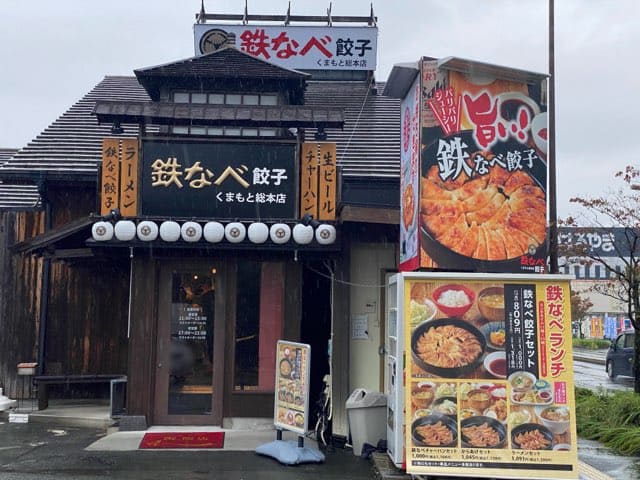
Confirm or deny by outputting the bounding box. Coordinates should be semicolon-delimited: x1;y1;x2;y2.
407;280;573;452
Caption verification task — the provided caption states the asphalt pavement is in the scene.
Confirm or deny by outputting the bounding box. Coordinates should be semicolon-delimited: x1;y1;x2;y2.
0;349;638;480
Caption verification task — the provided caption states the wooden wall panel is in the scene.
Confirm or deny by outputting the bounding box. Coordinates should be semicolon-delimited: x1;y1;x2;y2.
0;210;44;398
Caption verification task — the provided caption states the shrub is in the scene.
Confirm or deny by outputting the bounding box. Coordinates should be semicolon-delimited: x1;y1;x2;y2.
572;338;613;350
576;387;640;455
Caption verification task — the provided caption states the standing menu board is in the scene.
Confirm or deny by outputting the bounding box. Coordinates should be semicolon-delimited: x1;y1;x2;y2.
404;274;578;479
274;340;311;435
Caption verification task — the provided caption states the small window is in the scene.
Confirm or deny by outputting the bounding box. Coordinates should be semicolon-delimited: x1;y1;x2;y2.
191;93;207;104
224;127;241;136
243;95;259;105
259;128;277;137
625;333;635;348
226;94;242;105
242;128;259;137
190;126;207;135
174;92;190;103
172;126;189;134
209;94;225;104
260;95;277;106
207;127;224;136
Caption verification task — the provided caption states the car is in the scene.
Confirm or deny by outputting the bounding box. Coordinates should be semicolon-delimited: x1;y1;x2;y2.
606;329;635;379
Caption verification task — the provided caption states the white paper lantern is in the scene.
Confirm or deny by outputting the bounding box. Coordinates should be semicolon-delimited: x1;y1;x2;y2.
203;222;225;243
92;221;114;241
225;222;246;243
315;224;337;245
248;222;269;244
181;221;202;242
136;221;158;241
159;221;181;242
292;224;314;245
114;220;137;241
269;223;291;244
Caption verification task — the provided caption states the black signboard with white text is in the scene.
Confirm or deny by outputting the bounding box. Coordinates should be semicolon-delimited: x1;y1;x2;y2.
141;140;296;219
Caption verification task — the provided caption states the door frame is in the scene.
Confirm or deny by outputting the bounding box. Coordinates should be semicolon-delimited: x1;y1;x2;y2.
153;259;226;425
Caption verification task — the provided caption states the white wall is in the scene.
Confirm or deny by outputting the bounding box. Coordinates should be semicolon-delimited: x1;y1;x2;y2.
349;242;396;393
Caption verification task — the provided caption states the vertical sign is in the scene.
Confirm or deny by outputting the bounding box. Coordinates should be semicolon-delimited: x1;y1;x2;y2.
300;143;318;218
274;340;311;435
318;143;337;221
100;138;120;216
119;138;139;217
404;274;578;479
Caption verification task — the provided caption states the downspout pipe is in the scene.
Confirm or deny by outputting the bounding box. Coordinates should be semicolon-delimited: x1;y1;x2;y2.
37;186;51;375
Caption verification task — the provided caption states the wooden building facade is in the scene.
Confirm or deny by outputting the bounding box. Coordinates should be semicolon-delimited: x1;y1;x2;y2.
0;17;400;435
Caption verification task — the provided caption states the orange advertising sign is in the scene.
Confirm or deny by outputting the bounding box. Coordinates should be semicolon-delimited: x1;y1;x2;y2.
318;143;337;221
300;143;318;218
119;138;139;217
404;273;577;479
100;138;120;216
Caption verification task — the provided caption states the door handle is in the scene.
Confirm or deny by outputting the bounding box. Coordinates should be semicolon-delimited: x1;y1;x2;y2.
158;362;163;368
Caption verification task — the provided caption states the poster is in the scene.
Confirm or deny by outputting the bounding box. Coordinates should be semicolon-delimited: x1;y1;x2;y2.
404;274;578;479
274;340;311;435
418;59;548;273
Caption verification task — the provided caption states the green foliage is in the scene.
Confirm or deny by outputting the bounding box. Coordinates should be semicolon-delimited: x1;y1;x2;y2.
575;387;640;455
572;338;612;350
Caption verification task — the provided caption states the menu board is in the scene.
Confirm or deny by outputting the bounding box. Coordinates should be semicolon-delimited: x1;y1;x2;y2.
404;275;578;479
274;340;311;435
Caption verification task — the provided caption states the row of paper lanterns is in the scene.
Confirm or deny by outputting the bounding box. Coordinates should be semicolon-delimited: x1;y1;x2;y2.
91;220;337;245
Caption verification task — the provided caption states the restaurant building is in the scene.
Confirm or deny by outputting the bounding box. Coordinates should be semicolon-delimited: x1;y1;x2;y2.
0;10;399;437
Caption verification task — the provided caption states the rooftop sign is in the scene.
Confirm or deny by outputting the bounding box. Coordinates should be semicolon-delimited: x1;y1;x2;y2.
194;24;377;71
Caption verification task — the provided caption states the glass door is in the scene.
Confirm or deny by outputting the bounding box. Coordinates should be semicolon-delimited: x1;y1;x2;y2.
154;262;224;425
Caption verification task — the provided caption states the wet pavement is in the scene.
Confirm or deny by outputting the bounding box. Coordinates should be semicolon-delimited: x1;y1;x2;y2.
0;349;638;479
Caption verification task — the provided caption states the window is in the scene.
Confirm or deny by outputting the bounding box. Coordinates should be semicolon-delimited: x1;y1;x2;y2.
191;93;207;104
208;93;225;104
226;94;242;105
243;94;259;105
260;94;277;106
234;260;283;392
624;333;635;348
174;92;190;103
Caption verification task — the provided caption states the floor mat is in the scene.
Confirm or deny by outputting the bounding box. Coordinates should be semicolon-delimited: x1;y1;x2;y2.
139;431;225;449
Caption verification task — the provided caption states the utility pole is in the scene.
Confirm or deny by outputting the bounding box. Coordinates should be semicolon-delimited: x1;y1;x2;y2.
548;0;559;273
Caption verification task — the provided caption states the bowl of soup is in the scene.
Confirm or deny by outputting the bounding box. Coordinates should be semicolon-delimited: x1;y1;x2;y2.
477;286;505;322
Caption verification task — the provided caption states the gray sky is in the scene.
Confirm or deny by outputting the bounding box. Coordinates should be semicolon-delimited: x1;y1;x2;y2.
1;0;638;218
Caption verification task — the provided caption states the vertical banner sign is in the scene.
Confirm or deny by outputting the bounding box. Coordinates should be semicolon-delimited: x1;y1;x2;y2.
404;274;578;479
318;143;337;221
300;143;318;219
119;138;139;217
274;340;311;435
100;138;121;216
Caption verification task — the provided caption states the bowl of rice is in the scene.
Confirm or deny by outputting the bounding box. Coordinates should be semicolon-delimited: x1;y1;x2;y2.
432;284;476;318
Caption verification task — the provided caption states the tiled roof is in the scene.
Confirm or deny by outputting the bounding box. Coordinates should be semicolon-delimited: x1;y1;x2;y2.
306;80;400;178
0;76;399;181
0;77;153;181
0;148;41;210
135;46;309;81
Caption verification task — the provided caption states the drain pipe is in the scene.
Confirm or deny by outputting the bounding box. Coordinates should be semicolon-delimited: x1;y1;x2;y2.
36;190;52;375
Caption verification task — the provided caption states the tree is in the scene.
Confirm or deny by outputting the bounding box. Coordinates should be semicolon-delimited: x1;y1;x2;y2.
570;291;593;338
560;165;640;392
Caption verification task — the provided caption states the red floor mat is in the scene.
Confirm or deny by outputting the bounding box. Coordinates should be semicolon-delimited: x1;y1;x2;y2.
139;431;225;449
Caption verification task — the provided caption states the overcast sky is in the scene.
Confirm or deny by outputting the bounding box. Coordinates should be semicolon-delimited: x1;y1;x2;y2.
1;0;638;218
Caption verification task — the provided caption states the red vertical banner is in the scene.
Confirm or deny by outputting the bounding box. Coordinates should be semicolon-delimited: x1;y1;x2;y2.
119;138;139;217
318;142;337;221
100;138;120;216
300;143;318;219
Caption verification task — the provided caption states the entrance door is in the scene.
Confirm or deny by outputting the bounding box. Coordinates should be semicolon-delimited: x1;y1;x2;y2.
154;262;224;425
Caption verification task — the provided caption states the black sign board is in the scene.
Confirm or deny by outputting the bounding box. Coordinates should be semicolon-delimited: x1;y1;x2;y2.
141;140;296;219
505;283;539;376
